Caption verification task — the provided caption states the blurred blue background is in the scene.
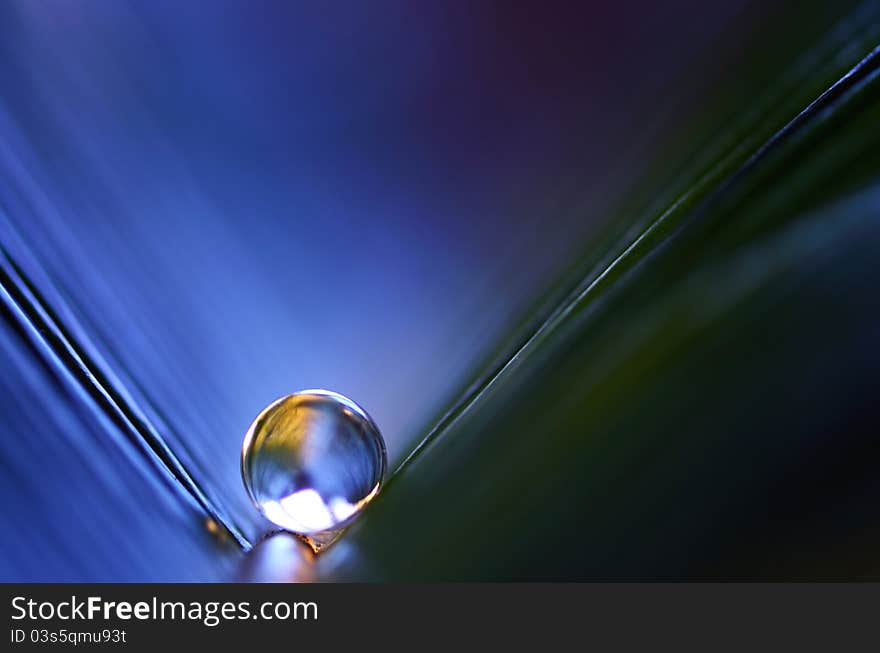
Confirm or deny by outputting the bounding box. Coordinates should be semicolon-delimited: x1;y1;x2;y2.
0;0;865;580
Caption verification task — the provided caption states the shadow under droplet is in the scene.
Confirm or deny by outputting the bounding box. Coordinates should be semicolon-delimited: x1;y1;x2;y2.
235;532;317;582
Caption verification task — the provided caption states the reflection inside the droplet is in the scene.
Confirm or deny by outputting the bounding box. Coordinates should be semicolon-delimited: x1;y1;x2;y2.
261;489;359;534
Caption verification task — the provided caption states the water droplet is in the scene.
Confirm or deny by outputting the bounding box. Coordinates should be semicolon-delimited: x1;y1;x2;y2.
241;390;386;538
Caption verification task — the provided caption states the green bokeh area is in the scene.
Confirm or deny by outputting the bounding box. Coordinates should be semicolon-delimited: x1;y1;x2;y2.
320;5;880;580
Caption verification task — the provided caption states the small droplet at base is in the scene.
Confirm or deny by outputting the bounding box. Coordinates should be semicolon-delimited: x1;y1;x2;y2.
297;529;343;554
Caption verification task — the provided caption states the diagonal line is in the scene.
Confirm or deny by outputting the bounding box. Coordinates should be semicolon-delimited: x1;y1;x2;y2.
0;230;251;550
392;43;880;481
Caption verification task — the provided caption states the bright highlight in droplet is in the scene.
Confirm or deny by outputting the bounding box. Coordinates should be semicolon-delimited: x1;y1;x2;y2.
241;390;386;535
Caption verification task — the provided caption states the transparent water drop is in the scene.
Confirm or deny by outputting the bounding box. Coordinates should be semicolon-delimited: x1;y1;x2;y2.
241;390;386;539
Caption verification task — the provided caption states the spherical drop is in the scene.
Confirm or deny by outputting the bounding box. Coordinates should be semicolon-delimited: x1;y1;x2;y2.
241;390;386;535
